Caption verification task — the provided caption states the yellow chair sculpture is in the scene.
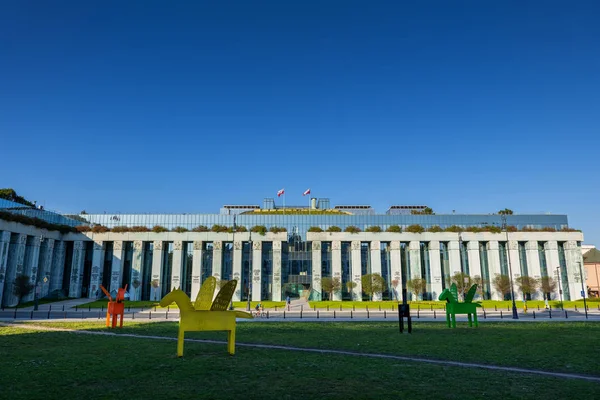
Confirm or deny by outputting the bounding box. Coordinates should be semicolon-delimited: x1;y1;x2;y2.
159;277;252;357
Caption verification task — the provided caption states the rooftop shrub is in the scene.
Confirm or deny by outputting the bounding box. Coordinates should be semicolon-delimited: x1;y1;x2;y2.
130;226;150;232
192;225;209;232
111;226;130;233
386;225;402;233
326;226;342;232
269;226;287;233
444;225;461;233
91;225;110;234
308;226;323;233
365;226;382;233
427;225;443;233
172;226;188;233
406;224;425;234
211;224;228;233
251;225;267;235
344;226;361;234
151;225;169;233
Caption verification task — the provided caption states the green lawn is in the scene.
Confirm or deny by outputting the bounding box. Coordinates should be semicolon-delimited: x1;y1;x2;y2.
77;299;167;309
2;321;598;399
308;299;596;310
6;298;66;309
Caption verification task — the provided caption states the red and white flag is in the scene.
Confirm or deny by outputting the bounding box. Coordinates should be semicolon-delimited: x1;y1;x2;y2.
277;188;285;197
303;188;311;196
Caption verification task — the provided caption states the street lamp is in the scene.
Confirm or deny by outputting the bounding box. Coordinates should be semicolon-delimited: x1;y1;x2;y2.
501;215;519;319
577;261;588;319
246;229;252;311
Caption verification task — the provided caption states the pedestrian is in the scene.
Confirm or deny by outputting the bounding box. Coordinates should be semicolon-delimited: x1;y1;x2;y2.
286;295;291;311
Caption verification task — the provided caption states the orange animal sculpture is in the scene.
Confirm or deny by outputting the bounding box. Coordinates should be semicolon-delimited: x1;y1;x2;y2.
100;284;127;328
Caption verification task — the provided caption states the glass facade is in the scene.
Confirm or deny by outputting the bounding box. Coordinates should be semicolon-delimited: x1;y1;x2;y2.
499;242;509;276
160;242;173;298
282;236;311;298
381;243;392;300
101;242;113;291
459;240;469;275
81;212;569;239
557;242;570;301
518;242;528;276
261;242;273;300
420;242;431;300
182;242;193;297
479;242;491;300
141;242;153;300
201;242;213;284
341;242;352;300
538;243;548;277
440;242;450;289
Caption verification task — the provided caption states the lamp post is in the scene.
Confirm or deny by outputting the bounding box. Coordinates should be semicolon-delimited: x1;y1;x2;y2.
501;215;519;319
246;229;252;311
577;261;588;319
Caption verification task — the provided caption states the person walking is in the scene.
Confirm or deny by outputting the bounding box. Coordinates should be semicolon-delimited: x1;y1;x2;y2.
286;295;291;311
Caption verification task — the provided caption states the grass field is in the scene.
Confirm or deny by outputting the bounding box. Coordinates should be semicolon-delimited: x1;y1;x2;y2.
79;300;286;309
308;299;596;310
1;321;599;399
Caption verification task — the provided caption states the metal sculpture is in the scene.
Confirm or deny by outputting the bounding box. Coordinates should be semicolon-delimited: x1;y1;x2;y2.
439;283;481;328
159;277;252;357
100;284;127;328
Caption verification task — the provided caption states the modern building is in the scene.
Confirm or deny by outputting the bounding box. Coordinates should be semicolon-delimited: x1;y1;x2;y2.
0;197;587;307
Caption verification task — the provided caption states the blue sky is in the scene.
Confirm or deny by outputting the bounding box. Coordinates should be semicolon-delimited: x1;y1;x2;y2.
1;1;599;243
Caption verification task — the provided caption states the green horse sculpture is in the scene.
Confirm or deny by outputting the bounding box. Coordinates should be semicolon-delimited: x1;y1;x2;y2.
438;283;481;328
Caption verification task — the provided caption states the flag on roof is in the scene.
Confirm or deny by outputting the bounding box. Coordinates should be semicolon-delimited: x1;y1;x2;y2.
303;188;311;196
277;188;285;197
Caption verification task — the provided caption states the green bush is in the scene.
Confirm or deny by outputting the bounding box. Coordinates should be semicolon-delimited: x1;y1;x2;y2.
91;225;110;234
192;225;209;232
560;227;580;232
75;225;91;232
386;225;402;233
232;225;248;232
152;225;169;233
211;224;229;233
269;226;287;233
406;224;425;234
507;225;518;232
326;226;342;232
251;225;267;235
486;226;502;234
0;210;78;233
111;226;130;233
465;226;482;233
344;226;361;234
540;227;557;232
172;226;188;233
308;226;323;233
365;226;382;233
444;225;462;233
427;225;443;233
130;226;150;232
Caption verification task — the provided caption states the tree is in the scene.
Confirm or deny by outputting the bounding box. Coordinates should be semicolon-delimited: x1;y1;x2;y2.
320;277;341;300
515;276;539;306
406;278;427;300
0;188;35;207
492;274;512;300
391;279;400;300
498;208;514;215
450;272;472;300
361;274;386;301
13;274;34;306
540;276;557;301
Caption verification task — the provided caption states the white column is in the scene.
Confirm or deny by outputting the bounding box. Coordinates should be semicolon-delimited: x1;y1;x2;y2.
544;241;561;300
109;241;124;294
251;241;262;301
409;241;421;281
38;239;55;298
331;241;342;301
448;240;461;276
272;241;282;301
487;241;502;300
191;241;203;301
231;240;242;301
370;241;382;301
170;240;184;292
507;240;520;297
351;240;362;301
428;240;443;300
390;241;402;301
0;231;13;306
68;241;85;298
89;241;105;298
22;238;42;303
467;241;482;279
525;241;542;300
150;240;163;301
130;240;144;300
565;240;584;300
311;241;322;301
49;241;66;294
212;241;223;291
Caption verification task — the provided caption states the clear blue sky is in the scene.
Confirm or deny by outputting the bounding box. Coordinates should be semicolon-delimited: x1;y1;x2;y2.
1;1;599;243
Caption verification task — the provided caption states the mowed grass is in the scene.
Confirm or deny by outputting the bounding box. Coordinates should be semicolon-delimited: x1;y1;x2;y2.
2;322;599;400
308;299;597;310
